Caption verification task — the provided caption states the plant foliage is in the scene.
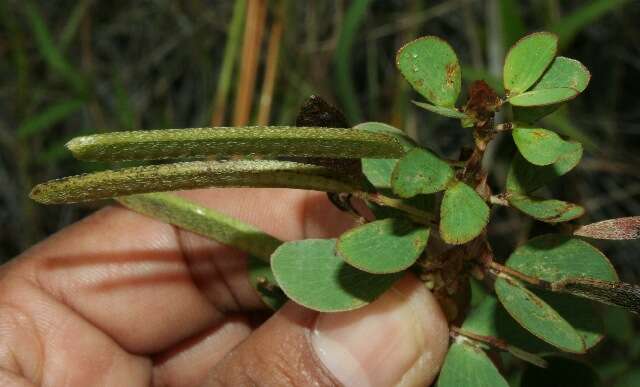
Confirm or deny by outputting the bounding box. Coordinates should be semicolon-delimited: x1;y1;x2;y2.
30;31;640;386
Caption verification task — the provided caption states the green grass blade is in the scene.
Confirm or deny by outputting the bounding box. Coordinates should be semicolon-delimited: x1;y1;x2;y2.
334;0;371;122
59;0;92;51
211;0;246;125
117;192;282;261
17;99;84;139
30;160;363;204
23;0;86;93
66;126;405;161
550;0;632;48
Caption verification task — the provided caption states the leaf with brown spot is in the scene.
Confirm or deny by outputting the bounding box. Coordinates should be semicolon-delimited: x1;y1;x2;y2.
508;193;584;223
574;216;640;240
396;36;461;107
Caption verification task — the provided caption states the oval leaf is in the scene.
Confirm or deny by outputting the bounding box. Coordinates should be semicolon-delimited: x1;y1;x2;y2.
356;122;417;190
508;87;578;107
30;160;363;204
462;297;549;368
505;234;617;348
337;218;429;274
574;216;640;240
437;342;509;387
506;141;582;194
512;127;571;166
271;239;401;312
396;36;461;107
508;194;584;223
534;56;591;91
506;234;618;284
495;276;586;353
391;148;455;198
66;126;405;161
503;32;558;95
440;181;490;244
514;57;591;123
354;122;417;151
412;101;466;119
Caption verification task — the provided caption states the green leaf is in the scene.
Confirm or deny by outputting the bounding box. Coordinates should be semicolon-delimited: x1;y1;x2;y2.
536;290;606;349
465;296;557;354
437;342;509;387
355;122;417;151
116;192;282;260
495;276;586;353
504;234;617;348
440;182;489;244
337;218;429;274
30;160;363;204
356;122;418;190
503;32;558;95
506;141;582;193
506;234;618;284
512;127;571;166
532;57;591;91
508;88;579;107
66;126;405;161
520;355;601;387
271;239;401;312
462;297;549;367
247;255;287;310
508;194;584;223
391;148;455;198
396;36;461;107
412;101;466;119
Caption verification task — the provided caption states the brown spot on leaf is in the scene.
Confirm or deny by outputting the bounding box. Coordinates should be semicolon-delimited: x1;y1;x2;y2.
445;62;459;86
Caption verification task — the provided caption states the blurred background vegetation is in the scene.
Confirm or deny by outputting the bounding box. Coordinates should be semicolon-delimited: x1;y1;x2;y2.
1;0;639;384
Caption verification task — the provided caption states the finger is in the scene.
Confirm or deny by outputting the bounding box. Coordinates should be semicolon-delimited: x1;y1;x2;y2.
152;316;252;387
12;189;355;355
204;274;450;387
0;273;151;386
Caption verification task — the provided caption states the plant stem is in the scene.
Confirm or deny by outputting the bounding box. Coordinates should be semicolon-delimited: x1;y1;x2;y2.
355;192;433;225
489;194;509;206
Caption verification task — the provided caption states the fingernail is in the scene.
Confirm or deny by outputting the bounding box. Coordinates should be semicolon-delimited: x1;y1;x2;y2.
311;274;449;387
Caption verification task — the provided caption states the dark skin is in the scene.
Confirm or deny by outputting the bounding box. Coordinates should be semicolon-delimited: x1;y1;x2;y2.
0;188;448;386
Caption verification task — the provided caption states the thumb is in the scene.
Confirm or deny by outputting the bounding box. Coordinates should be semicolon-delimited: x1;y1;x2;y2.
203;274;449;387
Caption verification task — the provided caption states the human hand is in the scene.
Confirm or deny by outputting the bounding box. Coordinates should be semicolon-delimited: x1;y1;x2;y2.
0;188;448;386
